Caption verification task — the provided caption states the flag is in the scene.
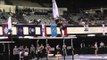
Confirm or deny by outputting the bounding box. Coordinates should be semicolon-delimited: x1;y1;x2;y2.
17;25;23;36
51;24;57;37
52;0;59;19
8;16;12;30
41;24;47;37
28;25;35;36
2;23;8;36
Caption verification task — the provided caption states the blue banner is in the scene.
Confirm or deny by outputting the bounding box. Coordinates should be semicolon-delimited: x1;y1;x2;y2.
28;25;35;36
51;24;57;37
17;25;23;36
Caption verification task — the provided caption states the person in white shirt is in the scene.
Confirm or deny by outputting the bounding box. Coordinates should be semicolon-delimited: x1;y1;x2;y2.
94;42;98;55
13;45;19;60
24;46;29;60
56;44;60;53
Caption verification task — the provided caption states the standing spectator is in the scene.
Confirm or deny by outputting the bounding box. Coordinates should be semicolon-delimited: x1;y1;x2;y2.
30;44;36;59
62;44;67;56
84;18;89;31
56;44;60;54
13;45;19;60
24;46;29;60
24;46;29;56
46;44;51;54
94;42;98;55
18;45;24;60
37;44;44;60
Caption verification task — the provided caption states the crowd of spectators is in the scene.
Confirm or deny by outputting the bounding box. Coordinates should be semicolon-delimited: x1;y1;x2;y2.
0;8;107;26
0;9;17;24
64;10;107;26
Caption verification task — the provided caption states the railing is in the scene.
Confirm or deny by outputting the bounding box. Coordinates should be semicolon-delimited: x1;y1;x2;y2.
0;25;106;36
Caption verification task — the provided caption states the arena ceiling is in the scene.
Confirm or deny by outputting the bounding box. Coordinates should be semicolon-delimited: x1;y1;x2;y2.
5;0;107;12
27;0;107;8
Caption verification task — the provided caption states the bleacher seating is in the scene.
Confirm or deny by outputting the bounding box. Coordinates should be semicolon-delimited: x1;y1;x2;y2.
0;0;107;25
11;0;42;7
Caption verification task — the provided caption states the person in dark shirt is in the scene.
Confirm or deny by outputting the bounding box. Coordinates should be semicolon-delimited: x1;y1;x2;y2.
30;44;36;59
37;44;44;60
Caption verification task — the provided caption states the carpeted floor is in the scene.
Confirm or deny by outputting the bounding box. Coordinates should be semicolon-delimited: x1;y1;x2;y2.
31;54;107;60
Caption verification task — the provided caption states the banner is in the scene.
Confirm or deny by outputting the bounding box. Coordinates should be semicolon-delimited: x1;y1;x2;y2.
41;24;47;37
52;0;59;19
8;16;12;30
2;23;8;36
51;24;57;37
28;25;35;36
17;25;23;36
2;16;12;36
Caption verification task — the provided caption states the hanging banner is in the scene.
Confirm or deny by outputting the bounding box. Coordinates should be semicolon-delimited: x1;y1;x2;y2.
51;24;57;37
2;23;8;36
41;24;47;37
17;25;23;36
28;25;35;36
